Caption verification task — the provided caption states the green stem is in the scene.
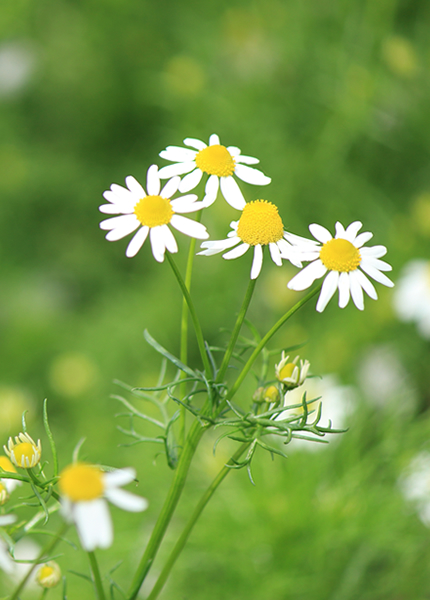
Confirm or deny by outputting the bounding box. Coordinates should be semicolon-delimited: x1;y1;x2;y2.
166;253;212;378
179;233;199;448
9;522;69;600
228;284;322;402
88;551;106;600
127;419;207;600
216;278;257;383
146;442;249;600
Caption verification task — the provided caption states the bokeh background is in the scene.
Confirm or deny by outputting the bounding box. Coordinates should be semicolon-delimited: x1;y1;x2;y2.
1;0;430;597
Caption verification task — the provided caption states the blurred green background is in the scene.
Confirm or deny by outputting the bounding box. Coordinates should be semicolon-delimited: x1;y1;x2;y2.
1;0;430;597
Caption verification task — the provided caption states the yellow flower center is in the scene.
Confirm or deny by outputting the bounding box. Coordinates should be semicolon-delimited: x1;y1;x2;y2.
134;196;174;228
319;238;361;272
237;200;285;246
59;463;104;502
0;482;8;505
195;144;236;177
278;363;296;380
39;565;54;579
13;443;37;465
0;456;16;473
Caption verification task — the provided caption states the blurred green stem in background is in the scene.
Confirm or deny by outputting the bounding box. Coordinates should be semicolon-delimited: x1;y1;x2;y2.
88;551;106;600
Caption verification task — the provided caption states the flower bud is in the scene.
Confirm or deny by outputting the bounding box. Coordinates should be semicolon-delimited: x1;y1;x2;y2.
275;353;310;390
262;385;280;405
0;481;9;506
36;561;61;588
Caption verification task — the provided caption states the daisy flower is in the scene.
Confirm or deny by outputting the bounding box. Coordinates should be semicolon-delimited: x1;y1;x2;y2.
287;221;394;312
275;353;310;390
4;432;41;469
59;462;148;551
158;134;271;210
99;165;209;261
198;200;303;279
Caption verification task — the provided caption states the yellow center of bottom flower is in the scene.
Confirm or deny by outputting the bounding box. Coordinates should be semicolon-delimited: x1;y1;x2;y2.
237;200;285;246
13;443;37;465
195;144;236;177
59;463;104;502
319;238;361;272
134;196;174;228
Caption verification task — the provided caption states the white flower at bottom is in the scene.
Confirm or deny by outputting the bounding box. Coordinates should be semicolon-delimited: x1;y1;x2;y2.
198;200;303;279
287;221;394;312
59;462;148;552
99;165;209;261
158;133;271;210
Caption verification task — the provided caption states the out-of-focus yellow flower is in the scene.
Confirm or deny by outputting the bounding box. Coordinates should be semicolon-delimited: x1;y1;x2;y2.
382;36;418;78
36;561;61;588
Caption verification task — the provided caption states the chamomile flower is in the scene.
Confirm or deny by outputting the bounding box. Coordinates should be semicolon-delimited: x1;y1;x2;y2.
275;353;310;390
198;200;303;279
59;462;148;552
158;134;271;210
99;165;209;261
0;513;16;527
4;433;41;469
287;221;394;312
36;561;61;588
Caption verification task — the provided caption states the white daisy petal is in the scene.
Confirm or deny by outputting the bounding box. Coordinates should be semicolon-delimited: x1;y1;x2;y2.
184;137;207;151
170;214;209;239
126;226;149;257
364;257;392;271
335;222;346;238
158;161;196;179
126;176;146;198
198;236;241;255
288;259;327;291
179;168;203;193
104;468;136;488
360;245;388;259
160;224;178;253
338;272;351;308
99;203;125;214
109;184;136;203
146;165;160;196
316;270;339;312
250;244;264;279
360;262;394;287
223;243;250;260
343;221;363;241
105;488;148;512
100;213;138;233
269;242;283;266
160;176;180;199
235;154;260;165
170;195;201;213
309;224;332;244
220;176;246;210
354;231;373;247
74;500;112;551
104;220;140;242
226;146;241;157
204;174;220;205
355;269;378;300
209;133;220;145
149;227;167;262
234;163;271;185
349;270;364;310
159;146;197;162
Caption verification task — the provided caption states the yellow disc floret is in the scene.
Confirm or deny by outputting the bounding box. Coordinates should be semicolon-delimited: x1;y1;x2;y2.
4;432;42;468
278;363;296;380
237;200;285;246
36;561;61;588
59;462;105;502
319;238;361;272
195;144;236;177
134;195;174;228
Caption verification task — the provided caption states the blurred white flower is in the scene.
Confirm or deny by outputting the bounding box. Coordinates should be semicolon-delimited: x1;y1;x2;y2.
0;42;36;98
399;452;430;527
393;259;430;338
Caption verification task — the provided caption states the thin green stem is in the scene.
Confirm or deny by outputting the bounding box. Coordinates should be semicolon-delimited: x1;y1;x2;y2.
127;419;207;600
166;253;212;377
179;232;200;448
228;284;323;402
146;442;249;600
216;278;257;383
10;522;69;600
88;551;106;600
